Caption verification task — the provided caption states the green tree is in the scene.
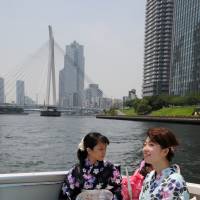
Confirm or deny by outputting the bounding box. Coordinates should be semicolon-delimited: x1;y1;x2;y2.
145;95;166;110
136;99;152;115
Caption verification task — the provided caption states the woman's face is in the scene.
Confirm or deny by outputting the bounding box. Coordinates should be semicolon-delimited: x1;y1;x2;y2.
143;137;167;166
87;142;107;163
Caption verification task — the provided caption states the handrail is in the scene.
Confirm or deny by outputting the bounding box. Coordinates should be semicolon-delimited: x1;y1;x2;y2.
0;171;199;198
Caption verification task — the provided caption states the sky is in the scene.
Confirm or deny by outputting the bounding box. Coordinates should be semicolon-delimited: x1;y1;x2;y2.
0;0;146;103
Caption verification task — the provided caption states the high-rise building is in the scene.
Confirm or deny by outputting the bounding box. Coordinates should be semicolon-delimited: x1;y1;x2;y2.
0;77;5;104
170;0;200;95
128;89;137;100
59;41;85;107
16;80;25;105
142;0;174;97
84;84;103;108
99;97;112;110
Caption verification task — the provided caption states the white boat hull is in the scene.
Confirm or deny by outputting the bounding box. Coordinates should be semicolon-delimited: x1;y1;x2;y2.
0;171;199;200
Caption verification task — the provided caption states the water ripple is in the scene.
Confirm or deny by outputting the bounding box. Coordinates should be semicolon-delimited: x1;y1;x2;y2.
0;114;199;183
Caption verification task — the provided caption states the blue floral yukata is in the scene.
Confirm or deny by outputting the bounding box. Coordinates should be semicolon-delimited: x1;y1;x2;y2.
61;158;122;200
139;165;189;200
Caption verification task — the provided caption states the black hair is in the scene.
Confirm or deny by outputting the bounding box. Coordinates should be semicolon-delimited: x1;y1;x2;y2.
77;132;109;166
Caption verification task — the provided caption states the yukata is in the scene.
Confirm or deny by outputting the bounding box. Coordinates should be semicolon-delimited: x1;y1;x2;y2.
139;165;190;200
61;158;122;200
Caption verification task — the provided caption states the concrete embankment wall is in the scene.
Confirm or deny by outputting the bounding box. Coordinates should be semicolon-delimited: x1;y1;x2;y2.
96;115;200;125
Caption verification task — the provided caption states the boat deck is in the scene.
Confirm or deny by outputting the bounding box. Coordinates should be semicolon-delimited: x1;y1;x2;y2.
0;171;199;200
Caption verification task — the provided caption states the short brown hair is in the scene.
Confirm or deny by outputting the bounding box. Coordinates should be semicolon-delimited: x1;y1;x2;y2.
146;127;179;161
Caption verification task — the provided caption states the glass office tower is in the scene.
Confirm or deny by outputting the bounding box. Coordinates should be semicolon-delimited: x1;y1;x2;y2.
59;41;85;107
142;0;174;97
170;0;200;95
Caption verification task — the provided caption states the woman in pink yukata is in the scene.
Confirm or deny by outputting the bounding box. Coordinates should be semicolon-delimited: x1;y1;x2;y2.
139;127;189;200
60;132;122;200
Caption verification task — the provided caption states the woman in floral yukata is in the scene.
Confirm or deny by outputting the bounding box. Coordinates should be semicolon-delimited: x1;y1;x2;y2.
60;132;122;200
139;127;190;200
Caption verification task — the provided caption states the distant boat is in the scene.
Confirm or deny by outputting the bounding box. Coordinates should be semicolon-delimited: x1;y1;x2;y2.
40;106;61;117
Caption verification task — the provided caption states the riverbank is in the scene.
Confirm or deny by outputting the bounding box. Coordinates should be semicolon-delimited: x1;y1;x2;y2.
96;115;200;124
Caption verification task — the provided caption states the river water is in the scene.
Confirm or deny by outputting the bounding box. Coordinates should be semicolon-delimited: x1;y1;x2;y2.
0;113;199;183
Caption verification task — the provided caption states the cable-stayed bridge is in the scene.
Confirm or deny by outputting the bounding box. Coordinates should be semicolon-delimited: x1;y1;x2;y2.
0;26;104;114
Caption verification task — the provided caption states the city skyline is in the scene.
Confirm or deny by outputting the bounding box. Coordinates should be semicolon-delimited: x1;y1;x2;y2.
0;1;146;103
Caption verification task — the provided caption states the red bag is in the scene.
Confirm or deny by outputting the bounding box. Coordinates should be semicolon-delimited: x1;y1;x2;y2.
121;169;144;200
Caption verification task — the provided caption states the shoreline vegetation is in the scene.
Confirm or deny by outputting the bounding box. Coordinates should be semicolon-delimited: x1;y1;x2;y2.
103;106;199;117
97;106;200;124
122;106;198;117
119;95;200;116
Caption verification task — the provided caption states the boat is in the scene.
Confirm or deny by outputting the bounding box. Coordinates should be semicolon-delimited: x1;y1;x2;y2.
40;106;61;117
0;171;199;200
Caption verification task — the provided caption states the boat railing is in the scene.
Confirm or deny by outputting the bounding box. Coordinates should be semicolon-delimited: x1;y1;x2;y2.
0;171;66;200
0;171;199;200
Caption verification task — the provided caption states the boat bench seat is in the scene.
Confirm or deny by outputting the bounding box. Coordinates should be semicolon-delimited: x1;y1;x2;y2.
0;171;67;200
0;171;200;200
187;183;200;200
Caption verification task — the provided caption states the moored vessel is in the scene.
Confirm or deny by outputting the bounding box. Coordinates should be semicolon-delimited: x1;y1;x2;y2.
40;106;61;117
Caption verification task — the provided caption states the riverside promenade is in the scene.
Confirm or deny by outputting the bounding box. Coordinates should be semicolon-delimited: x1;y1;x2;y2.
96;115;200;125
